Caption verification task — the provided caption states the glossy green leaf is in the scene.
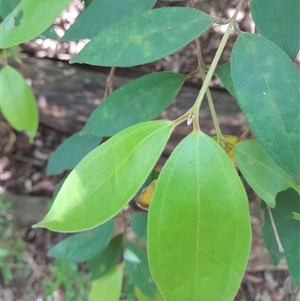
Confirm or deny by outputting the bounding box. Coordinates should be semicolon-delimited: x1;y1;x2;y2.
216;62;236;98
62;0;156;41
231;33;300;185
47;132;102;175
87;234;123;281
148;131;251;301
261;188;300;287
48;220;114;262
251;0;299;60
70;8;213;67
89;263;124;301
234;140;299;208
131;212;148;245
0;65;38;142
82;72;185;137
33;120;174;232
124;241;157;299
0;0;71;48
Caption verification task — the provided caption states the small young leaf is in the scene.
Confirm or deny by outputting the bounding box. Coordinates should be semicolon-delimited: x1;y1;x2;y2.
234;140;299;208
261;188;300;287
231;33;300;185
33;120;174;232
47;132;102;175
81;72;185;137
48;219;114;262
251;0;299;60
89;263;124;301
87;234;123;281
124;241;157;299
138;179;157;209
148;131;251;301
0;65;38;142
216;62;236;98
131;212;148;245
62;0;156;41
70;7;213;67
0;0;71;48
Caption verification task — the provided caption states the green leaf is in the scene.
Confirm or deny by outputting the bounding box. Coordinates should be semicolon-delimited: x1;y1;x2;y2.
131;212;148;245
231;33;300;185
82;72;185;137
70;7;213;67
89;263;124;301
0;0;71;48
216;62;236;98
33;120;174;232
251;0;300;60
135;287;164;301
62;0;156;41
261;188;300;287
0;0;21;19
293;212;300;221
234;140;299;208
48;220;114;262
87;234;123;281
47;132;102;175
148;131;251;301
124;241;157;299
0;65;38;142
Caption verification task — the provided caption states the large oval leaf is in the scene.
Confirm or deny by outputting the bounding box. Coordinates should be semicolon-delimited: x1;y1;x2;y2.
33;120;174;232
148;131;251;301
81;72;185;137
0;0;71;48
70;7;214;67
0;65;38;142
48;220;114;262
231;33;300;185
234;140;299;208
62;0;156;41
251;0;300;60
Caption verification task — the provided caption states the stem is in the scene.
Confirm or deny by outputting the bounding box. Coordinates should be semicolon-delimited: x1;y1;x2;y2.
192;0;245;130
267;206;284;253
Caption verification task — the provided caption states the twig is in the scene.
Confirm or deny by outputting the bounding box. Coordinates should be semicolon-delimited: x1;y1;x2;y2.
267;205;284;253
103;66;116;98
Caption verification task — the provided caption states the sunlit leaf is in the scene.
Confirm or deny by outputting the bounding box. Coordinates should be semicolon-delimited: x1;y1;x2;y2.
231;33;300;185
0;0;71;48
0;65;38;142
62;0;156;41
261;188;300;287
82;72;185;137
89;263;124;301
148;131;251;301
70;7;213;67
47;132;102;175
48;220;114;262
251;0;299;59
33;121;174;232
234;140;299;208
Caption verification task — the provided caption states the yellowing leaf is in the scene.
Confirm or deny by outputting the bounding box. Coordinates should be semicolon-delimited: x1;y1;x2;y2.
137;179;157;210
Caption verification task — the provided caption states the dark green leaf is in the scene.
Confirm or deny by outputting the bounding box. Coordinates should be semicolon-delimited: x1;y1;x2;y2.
251;0;300;60
131;212;148;245
148;131;251;301
124;241;157;299
231;33;300;185
89;263;124;301
234;140;299;208
261;188;300;287
0;65;38;142
87;234;123;281
70;7;213;67
33;121;174;232
0;0;71;48
0;0;21;19
47;131;102;175
48;219;114;262
63;0;156;41
216;62;236;98
82;72;185;137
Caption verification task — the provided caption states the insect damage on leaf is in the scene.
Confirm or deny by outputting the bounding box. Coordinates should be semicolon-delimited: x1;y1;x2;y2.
137;179;157;210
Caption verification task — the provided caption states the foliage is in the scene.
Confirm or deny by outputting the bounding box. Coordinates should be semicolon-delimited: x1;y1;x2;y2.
1;0;299;300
